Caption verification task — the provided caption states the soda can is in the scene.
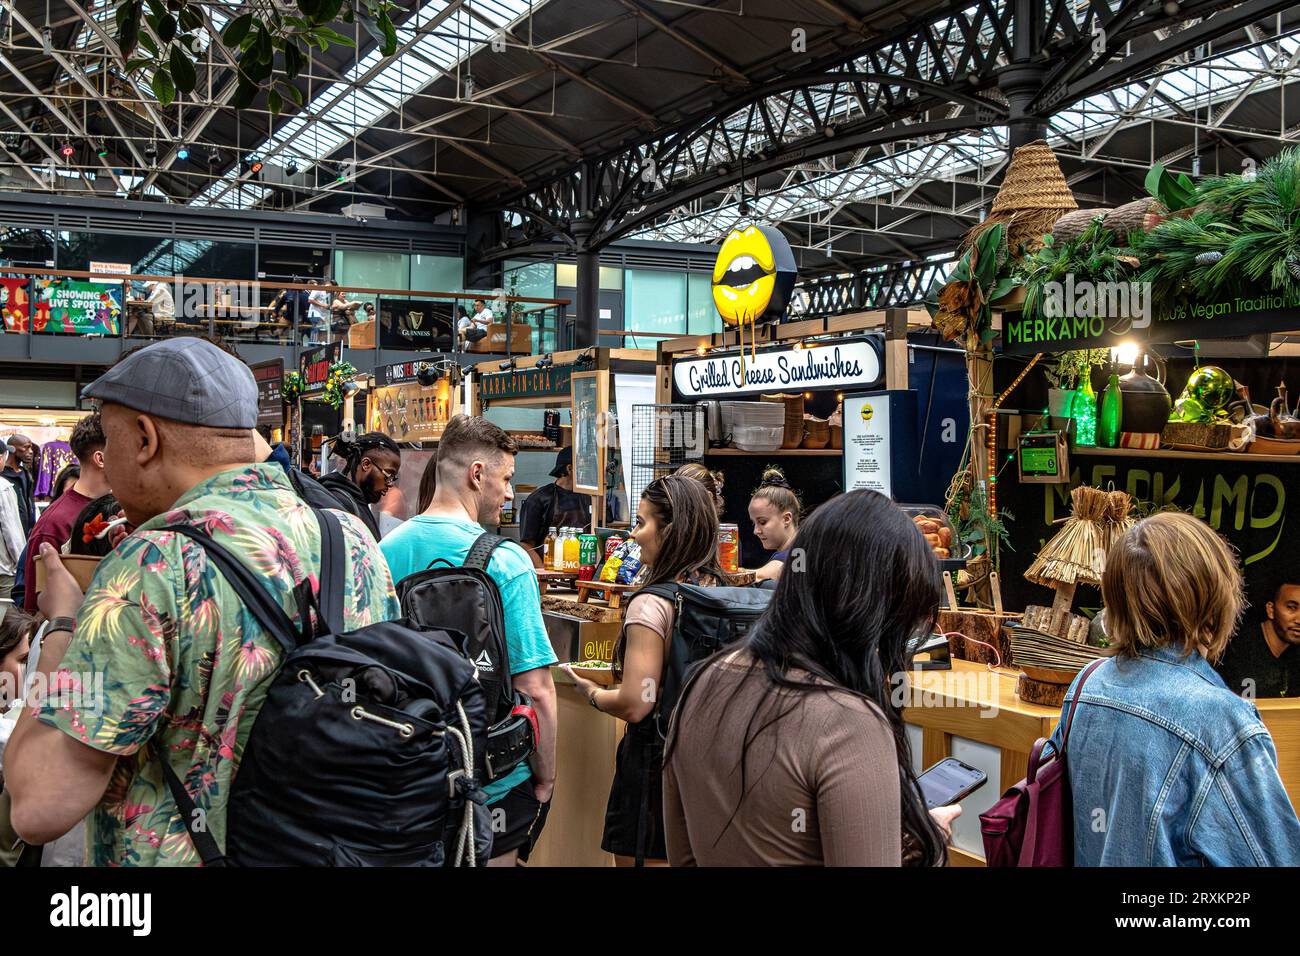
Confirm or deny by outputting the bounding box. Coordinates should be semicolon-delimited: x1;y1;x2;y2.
579;534;599;567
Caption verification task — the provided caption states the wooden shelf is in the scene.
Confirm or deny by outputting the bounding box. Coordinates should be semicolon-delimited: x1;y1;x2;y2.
704;447;841;456
1075;446;1300;465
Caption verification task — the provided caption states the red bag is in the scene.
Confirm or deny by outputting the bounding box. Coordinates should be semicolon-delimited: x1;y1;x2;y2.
979;659;1103;867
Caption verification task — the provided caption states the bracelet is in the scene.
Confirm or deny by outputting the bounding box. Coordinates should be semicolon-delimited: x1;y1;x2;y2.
588;689;601;711
45;616;77;637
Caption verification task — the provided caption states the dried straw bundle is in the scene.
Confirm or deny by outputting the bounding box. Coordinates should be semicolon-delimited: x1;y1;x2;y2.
965;140;1078;257
1025;485;1112;587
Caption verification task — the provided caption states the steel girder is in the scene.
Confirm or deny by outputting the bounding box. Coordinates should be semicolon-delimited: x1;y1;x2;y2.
793;255;957;317
479;0;1295;264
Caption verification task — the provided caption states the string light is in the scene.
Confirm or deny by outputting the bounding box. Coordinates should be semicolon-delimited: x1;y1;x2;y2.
987;353;1042;518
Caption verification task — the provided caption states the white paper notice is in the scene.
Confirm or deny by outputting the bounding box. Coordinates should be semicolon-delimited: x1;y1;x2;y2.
844;394;892;496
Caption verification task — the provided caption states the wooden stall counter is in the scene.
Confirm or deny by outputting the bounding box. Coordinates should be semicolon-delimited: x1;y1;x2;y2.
902;658;1060;866
527;665;622;867
905;658;1300;865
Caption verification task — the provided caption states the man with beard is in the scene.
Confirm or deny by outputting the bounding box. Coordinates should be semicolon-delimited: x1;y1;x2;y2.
318;431;401;542
1;435;35;534
1217;579;1300;698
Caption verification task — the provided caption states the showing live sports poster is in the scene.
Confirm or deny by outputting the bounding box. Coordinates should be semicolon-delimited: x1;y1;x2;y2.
0;277;31;332
34;278;123;334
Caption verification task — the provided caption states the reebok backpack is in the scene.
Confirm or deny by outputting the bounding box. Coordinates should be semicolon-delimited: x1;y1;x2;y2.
395;533;538;783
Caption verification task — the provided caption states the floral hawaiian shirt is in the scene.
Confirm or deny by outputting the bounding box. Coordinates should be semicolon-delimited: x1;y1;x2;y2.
37;463;400;866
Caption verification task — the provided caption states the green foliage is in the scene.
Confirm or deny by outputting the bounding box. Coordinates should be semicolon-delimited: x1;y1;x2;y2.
1016;219;1140;321
1042;349;1108;390
1144;163;1196;212
117;0;397;115
1137;147;1300;305
949;482;1012;566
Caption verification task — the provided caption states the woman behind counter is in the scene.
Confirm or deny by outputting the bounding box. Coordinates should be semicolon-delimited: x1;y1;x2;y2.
663;489;952;866
562;475;725;866
748;466;801;583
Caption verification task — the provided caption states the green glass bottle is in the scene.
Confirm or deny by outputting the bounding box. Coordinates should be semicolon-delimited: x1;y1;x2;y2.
1098;371;1123;448
1072;373;1097;446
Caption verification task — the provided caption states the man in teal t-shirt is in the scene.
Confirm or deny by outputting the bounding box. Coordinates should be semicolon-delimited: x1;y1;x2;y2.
381;415;557;866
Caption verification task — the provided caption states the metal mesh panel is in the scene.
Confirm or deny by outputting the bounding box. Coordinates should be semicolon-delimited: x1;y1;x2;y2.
630;404;705;506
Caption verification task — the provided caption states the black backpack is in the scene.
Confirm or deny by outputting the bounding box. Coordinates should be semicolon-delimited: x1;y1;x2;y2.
161;509;491;866
638;583;772;738
395;533;537;783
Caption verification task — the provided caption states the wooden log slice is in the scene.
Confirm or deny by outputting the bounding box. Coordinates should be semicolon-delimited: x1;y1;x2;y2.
1017;673;1069;708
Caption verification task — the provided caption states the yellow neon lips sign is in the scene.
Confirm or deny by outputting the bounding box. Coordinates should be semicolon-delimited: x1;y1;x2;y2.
711;224;797;326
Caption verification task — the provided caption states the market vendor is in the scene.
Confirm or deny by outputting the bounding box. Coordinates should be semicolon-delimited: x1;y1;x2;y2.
748;466;801;583
519;446;591;568
1216;578;1300;698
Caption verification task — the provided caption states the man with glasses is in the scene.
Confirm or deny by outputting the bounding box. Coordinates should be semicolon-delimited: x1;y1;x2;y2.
318;431;402;542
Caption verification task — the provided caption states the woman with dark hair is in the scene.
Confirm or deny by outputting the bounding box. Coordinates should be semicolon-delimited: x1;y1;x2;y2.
563;474;725;865
49;464;79;504
318;431;401;541
65;494;125;557
663;489;953;866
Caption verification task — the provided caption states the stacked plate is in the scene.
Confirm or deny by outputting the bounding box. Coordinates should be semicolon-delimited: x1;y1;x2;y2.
1009;625;1113;672
720;401;785;432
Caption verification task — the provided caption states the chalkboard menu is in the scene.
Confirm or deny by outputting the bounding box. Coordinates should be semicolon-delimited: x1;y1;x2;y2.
571;370;607;495
251;359;284;430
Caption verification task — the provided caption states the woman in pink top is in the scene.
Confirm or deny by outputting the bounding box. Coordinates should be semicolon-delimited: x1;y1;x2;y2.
564;475;724;866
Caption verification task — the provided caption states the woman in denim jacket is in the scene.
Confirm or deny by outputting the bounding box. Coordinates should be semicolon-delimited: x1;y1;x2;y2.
1053;511;1300;866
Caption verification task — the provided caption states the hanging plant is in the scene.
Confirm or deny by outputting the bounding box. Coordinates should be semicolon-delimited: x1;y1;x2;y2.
322;360;359;408
926;224;1016;345
282;370;305;403
115;0;398;113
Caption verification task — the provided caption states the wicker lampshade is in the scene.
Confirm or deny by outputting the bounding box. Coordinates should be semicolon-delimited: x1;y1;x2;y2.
966;140;1078;257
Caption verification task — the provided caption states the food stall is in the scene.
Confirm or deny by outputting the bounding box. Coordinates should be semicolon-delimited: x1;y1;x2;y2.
466;347;655;867
653;276;969;570
908;142;1300;863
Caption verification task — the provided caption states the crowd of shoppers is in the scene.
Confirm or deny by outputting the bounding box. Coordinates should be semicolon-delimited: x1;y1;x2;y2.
0;336;1297;870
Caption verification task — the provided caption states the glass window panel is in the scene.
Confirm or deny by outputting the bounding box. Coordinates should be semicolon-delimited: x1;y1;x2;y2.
625;269;687;341
556;262;576;287
687;272;716;336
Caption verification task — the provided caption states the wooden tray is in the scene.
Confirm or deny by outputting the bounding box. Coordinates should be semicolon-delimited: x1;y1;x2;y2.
1248;435;1300;456
534;568;579;595
577;580;635;608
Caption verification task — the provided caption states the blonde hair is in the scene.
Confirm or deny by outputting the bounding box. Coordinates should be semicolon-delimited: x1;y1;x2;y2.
674;462;724;516
751;465;801;528
1102;511;1244;662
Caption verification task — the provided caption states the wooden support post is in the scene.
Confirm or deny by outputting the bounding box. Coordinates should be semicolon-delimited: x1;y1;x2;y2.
884;307;909;391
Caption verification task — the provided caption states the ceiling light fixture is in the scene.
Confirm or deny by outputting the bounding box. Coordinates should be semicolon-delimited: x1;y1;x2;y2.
176;144;190;161
59;142;74;158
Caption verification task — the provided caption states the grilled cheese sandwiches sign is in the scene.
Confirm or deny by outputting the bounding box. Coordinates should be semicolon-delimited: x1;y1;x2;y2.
673;339;882;399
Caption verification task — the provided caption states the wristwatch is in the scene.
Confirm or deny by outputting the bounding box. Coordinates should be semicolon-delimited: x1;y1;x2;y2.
588;689;600;711
45;616;76;638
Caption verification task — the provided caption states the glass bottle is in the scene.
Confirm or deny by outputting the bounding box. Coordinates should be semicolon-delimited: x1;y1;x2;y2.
1098;371;1124;448
1072;371;1097;446
543;526;558;570
563;528;580;572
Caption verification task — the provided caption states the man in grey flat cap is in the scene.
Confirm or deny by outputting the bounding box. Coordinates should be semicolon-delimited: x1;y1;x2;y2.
5;337;400;866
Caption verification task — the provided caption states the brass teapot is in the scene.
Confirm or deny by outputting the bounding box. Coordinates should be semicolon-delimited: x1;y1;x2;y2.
1269;383;1300;439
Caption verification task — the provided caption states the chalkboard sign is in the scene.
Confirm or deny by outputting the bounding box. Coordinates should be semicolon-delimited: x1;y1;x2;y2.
998;449;1299;653
571;370;607;496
